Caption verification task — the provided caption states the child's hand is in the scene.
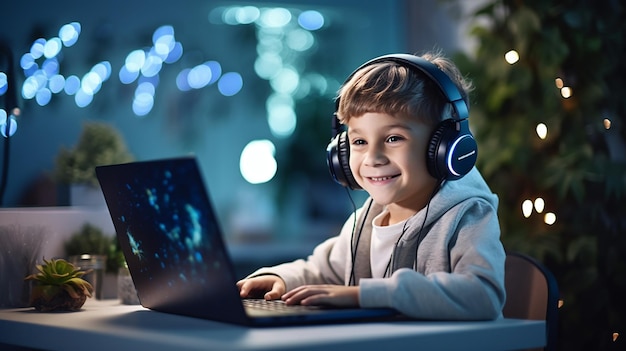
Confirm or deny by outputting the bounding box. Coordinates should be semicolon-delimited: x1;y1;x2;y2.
236;275;286;300
282;285;359;307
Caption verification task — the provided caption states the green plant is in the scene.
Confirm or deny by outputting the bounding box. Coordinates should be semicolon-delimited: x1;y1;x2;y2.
64;223;124;274
55;121;133;187
24;258;94;311
454;1;626;349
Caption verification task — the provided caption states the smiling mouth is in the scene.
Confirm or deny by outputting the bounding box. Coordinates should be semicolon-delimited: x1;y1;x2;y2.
368;175;399;182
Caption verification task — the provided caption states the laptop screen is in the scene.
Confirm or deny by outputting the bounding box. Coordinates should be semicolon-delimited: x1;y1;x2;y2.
96;157;247;322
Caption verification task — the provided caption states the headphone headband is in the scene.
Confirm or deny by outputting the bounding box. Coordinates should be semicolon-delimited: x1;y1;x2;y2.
336;53;469;122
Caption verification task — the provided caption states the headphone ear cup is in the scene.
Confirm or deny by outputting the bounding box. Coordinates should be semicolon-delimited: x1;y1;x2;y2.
326;131;361;190
426;121;449;180
427;119;477;180
337;132;360;189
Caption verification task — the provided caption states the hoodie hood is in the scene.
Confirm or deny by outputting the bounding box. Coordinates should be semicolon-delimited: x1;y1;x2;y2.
401;166;499;242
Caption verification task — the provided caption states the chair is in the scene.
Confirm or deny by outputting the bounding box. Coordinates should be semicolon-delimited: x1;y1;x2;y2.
503;251;559;351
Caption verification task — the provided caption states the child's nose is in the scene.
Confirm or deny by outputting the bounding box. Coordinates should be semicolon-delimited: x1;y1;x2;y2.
364;146;389;166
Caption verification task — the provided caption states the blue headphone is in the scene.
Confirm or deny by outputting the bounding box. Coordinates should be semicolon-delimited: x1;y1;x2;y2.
326;53;477;189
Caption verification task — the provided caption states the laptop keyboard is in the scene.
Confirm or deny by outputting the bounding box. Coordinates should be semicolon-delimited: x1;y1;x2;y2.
243;299;322;312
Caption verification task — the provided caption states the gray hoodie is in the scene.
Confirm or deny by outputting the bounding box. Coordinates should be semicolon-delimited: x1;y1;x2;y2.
249;167;506;320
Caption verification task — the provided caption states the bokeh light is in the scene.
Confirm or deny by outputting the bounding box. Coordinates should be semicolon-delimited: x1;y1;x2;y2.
544;212;557;225
48;74;64;93
522;199;533;218
534;198;545;213
270;67;299;95
555;77;564;89
0;109;18;138
504;50;519;64
19;22;87;107
43;37;62;59
240;140;277;184
187;64;214;89
214;5;325;141
64;75;80;95
267;93;296;138
125;50;146;74
286;29;315;52
536;123;548;139
217;72;243;96
258;8;292;28
59;22;81;47
10;7;323;141
0;72;7;95
560;87;572;98
298;10;324;30
35;88;52;106
119;25;184;116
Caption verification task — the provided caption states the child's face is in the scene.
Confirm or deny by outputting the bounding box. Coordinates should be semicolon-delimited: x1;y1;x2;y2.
347;112;437;213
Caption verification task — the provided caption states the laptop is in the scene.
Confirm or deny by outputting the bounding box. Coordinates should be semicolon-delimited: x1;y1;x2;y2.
95;156;399;326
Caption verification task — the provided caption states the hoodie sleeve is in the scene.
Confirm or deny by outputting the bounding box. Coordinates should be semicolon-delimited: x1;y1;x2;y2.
359;197;506;320
245;210;359;291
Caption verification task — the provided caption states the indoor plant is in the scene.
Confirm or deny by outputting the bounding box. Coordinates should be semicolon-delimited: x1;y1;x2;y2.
64;223;123;274
64;223;125;300
55;121;133;205
24;258;94;312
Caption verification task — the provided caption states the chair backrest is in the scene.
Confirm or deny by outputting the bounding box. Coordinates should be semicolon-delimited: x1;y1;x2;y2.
503;251;559;351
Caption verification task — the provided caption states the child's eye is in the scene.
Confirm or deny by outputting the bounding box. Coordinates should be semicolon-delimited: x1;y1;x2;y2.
352;138;366;145
387;135;404;143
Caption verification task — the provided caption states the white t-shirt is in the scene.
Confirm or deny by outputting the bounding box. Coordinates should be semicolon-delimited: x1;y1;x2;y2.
370;209;409;278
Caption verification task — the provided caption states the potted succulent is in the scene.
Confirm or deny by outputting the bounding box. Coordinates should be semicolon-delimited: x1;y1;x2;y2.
24;258;94;312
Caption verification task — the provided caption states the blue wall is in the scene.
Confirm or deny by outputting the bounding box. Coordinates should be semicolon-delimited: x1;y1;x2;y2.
0;0;466;245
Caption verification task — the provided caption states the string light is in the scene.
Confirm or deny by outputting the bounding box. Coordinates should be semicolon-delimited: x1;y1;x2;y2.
560;86;572;98
536;123;548;139
555;77;564;89
522;198;552;222
603;118;611;130
555;77;573;98
544;212;557;225
504;50;519;64
558;299;564;308
534;198;545;213
522;199;533;218
613;332;619;342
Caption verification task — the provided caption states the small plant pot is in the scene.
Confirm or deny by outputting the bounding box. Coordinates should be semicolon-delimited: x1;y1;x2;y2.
30;285;88;312
117;266;140;305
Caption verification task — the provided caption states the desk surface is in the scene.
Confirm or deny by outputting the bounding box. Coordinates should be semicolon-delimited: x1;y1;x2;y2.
0;299;545;351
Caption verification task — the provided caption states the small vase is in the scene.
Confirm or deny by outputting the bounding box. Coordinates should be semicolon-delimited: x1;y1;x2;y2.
69;254;107;299
30;285;88;312
117;266;140;305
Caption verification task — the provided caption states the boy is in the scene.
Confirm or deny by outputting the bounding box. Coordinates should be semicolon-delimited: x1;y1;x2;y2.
237;52;506;320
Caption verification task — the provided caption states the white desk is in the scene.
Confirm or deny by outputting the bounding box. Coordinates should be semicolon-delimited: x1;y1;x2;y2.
0;299;544;351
